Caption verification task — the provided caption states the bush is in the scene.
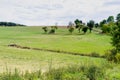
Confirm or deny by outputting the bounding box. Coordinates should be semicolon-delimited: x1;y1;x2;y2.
42;27;48;33
115;53;120;62
105;49;120;62
68;27;74;33
101;24;111;33
86;65;104;80
90;52;100;57
49;26;58;34
82;27;88;33
49;28;55;34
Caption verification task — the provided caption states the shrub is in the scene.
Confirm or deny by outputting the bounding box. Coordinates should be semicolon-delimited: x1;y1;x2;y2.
68;27;74;33
42;27;48;33
49;26;58;34
0;69;23;80
101;24;111;33
49;28;55;34
90;52;100;57
86;65;104;80
105;49;118;62
115;53;120;62
82;27;88;34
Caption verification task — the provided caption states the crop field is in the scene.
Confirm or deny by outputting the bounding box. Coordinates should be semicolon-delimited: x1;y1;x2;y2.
0;26;119;79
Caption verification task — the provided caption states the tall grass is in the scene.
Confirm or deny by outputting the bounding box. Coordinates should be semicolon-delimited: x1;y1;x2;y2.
0;61;119;80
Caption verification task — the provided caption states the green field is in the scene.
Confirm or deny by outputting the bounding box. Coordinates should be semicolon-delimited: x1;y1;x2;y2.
0;26;119;79
0;27;112;54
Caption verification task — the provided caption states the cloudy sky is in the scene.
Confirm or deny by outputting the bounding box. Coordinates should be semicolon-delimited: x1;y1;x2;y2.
0;0;120;26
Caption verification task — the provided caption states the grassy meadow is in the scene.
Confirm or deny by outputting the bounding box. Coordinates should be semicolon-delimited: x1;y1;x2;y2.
0;26;119;79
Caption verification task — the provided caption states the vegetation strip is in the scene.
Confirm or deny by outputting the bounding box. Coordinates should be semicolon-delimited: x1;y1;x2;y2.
8;44;105;58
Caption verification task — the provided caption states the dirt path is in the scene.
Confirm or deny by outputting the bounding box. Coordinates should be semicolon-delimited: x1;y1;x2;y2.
8;44;105;58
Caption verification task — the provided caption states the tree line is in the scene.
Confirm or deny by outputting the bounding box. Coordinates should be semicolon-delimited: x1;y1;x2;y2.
42;13;120;62
0;22;25;26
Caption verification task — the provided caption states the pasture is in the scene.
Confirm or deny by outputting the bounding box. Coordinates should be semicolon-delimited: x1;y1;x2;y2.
0;26;119;79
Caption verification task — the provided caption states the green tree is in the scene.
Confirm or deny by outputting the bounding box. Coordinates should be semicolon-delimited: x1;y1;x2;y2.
42;27;48;33
111;13;120;52
102;22;115;33
107;16;114;23
74;19;83;33
111;21;120;52
100;19;107;27
106;21;120;63
68;21;74;34
82;26;88;34
116;13;120;21
49;26;57;34
68;27;74;33
95;23;99;28
87;20;95;33
74;19;82;28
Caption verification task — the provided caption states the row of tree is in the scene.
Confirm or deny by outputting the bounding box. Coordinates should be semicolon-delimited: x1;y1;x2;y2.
0;22;25;26
105;13;120;63
67;19;95;34
72;13;120;62
42;13;120;62
42;13;120;35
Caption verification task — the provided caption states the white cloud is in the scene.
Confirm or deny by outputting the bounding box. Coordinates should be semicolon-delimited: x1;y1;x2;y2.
0;0;120;26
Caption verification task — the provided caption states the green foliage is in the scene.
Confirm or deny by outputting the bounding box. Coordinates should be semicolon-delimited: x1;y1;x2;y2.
0;61;118;80
102;22;116;33
87;20;95;33
102;24;111;33
111;21;120;52
100;19;107;27
68;27;74;33
82;26;88;33
74;19;82;28
49;28;55;34
0;69;23;80
45;64;105;80
86;65;104;80
0;22;25;26
116;13;120;22
105;49;117;62
115;53;120;62
49;26;58;34
95;23;99;28
24;70;42;80
107;16;114;23
42;26;48;33
90;52;100;57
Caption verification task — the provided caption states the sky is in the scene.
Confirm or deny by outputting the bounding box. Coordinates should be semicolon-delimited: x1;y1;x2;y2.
0;0;120;26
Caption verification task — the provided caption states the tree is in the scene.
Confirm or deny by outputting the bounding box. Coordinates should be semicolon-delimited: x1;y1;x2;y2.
107;16;114;23
82;26;88;34
102;22;115;33
105;14;120;63
68;21;74;33
67;21;73;28
42;27;48;33
74;19;82;28
95;23;99;28
100;19;107;27
68;27;74;33
49;26;57;34
111;21;120;52
87;20;95;33
106;21;120;63
116;13;120;22
74;19;83;33
0;22;25;26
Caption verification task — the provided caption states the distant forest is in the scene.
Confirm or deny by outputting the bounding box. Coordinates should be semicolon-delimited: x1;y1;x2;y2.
0;22;25;26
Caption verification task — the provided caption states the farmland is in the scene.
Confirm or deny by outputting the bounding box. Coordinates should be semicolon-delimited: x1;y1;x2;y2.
0;26;119;79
